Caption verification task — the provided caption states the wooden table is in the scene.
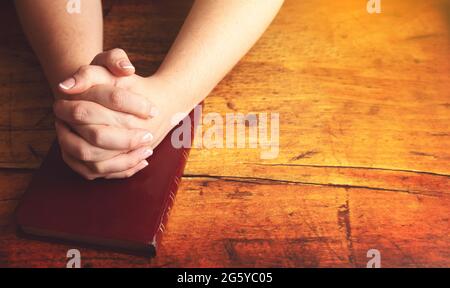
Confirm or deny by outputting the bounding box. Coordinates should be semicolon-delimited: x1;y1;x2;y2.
0;0;449;267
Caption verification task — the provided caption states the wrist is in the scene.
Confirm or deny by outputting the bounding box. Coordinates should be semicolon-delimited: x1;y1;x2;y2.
145;73;202;114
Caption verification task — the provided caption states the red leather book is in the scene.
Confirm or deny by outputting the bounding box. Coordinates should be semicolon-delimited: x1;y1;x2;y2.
16;111;197;257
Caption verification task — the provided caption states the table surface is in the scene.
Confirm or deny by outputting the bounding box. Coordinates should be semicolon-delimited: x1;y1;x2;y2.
0;0;449;267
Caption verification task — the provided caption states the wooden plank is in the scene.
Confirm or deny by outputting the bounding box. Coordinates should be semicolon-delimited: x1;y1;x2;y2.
0;0;449;176
1;176;449;267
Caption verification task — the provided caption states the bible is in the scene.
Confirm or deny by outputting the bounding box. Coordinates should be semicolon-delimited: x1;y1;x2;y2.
15;110;197;257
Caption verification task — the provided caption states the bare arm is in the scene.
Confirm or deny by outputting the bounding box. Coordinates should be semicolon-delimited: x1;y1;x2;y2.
155;0;284;112
14;0;103;95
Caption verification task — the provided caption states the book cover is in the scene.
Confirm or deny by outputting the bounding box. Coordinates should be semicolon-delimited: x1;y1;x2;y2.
15;110;197;257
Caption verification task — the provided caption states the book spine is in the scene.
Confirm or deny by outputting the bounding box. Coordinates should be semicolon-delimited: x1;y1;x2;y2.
151;147;191;250
151;106;200;252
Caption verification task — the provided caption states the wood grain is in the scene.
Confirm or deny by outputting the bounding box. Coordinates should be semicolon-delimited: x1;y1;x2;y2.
0;0;449;267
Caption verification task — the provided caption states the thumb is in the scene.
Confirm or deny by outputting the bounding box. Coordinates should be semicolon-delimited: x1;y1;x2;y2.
91;48;135;77
58;65;115;95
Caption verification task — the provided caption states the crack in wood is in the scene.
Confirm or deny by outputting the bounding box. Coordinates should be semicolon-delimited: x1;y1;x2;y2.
244;162;450;178
290;150;319;161
183;174;445;197
337;193;356;266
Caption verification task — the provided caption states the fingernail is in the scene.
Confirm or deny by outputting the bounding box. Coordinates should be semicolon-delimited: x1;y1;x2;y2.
140;160;149;169
135;160;149;174
59;77;76;90
141;132;153;143
149;106;159;117
142;148;153;159
118;60;134;70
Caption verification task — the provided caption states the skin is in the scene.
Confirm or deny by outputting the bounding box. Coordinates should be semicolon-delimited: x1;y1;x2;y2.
15;0;284;179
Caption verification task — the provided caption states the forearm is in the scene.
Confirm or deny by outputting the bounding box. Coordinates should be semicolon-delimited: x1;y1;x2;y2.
154;0;284;111
15;0;103;96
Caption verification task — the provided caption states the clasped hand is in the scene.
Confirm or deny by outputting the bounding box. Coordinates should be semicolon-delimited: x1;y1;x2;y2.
54;49;180;180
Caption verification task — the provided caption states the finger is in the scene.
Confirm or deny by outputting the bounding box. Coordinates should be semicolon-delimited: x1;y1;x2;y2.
69;85;159;118
88;146;152;175
91;48;135;77
55;120;122;162
61;150;100;180
53;99;149;128
104;160;149;179
54;99;117;125
72;124;153;150
62;148;150;180
58;65;115;94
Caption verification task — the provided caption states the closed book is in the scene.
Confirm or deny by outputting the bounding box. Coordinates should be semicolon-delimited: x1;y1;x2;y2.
16;110;197;257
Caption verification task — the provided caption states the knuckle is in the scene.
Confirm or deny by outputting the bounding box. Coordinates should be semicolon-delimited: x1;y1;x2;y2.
110;89;124;109
116;113;134;129
76;146;92;162
77;65;93;81
128;135;139;149
90;162;105;175
145;101;154;116
88;126;104;146
110;48;126;58
78;65;91;75
72;103;88;122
